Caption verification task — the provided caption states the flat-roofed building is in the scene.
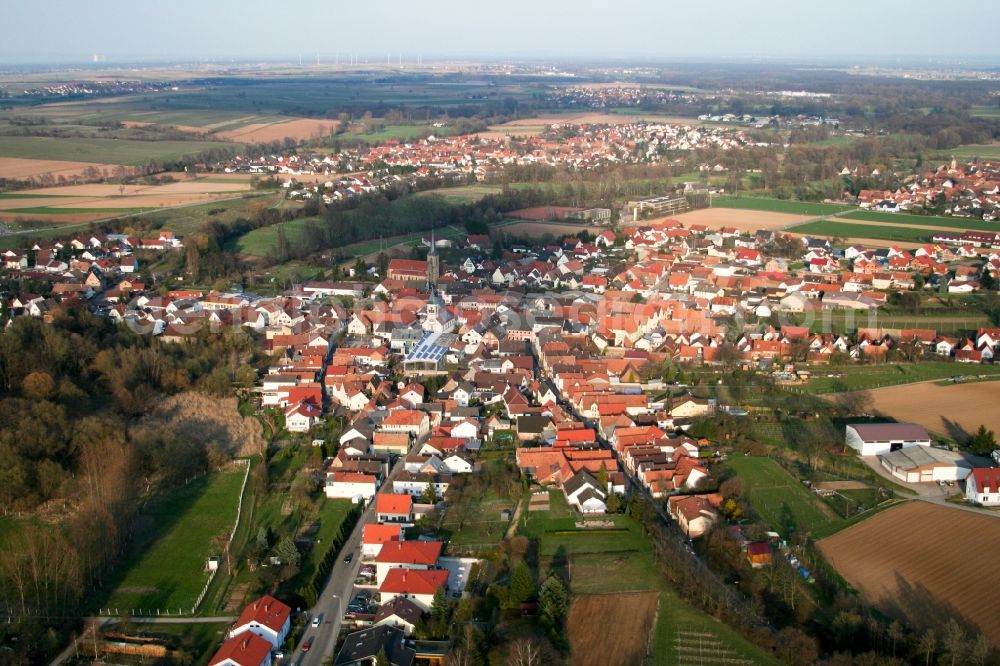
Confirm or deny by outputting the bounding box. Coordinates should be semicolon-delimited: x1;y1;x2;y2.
878;446;973;483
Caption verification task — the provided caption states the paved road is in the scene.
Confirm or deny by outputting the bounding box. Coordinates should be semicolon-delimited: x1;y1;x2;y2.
294;456;405;666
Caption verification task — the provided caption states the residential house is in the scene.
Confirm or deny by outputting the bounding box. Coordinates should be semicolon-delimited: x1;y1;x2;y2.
228;595;291;649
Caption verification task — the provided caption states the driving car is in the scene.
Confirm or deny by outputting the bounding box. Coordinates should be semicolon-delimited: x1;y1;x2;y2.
302;637;314;652
311;614;322;627
343;551;354;564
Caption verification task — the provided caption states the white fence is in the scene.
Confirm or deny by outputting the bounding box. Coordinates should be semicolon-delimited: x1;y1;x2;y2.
191;458;251;614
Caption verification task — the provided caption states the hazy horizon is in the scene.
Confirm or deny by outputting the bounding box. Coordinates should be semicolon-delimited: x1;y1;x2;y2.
3;0;999;66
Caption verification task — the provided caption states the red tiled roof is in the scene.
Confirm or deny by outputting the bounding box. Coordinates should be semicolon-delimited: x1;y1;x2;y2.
209;633;272;666
375;540;443;566
379;568;449;595
363;523;403;546
376;493;413;515
233;595;290;634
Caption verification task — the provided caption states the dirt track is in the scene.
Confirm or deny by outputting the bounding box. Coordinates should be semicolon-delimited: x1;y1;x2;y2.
818;501;1000;643
568;592;659;666
866;379;1000;438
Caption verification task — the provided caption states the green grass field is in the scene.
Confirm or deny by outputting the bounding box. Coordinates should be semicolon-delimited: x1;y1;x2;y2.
938;143;1000;161
842;210;1000;232
652;586;782;666
415;184;502;204
0;135;239;166
727;456;843;539
970;106;1000;119
335;124;439;143
711;196;852;216
295;499;354;583
804;361;1000;393
789;219;932;242
100;465;247;613
229;215;323;256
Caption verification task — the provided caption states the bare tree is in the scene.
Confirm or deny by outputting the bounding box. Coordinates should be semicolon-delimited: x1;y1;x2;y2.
506;639;541;666
941;619;966;666
918;629;936;666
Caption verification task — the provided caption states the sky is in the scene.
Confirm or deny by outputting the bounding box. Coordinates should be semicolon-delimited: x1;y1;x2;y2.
2;0;998;65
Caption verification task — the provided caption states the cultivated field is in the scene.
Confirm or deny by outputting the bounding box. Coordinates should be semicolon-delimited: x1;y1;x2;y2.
0;177;253;225
727;456;845;538
789;219;932;243
818;501;1000;644
0;157;123;180
415;184;501;204
0;135;237;167
807;362;1000;393
479;111;703;138
568;592;659;666
672;207;814;232
216;118;338;143
865;379;1000;439
842;210;1000;233
501;220;605;237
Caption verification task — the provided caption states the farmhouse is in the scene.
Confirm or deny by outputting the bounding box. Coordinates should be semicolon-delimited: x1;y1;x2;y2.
845;423;931;457
879;446;973;483
965;468;1000;507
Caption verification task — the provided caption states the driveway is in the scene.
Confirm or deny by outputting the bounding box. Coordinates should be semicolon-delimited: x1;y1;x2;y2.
860;455;1000;518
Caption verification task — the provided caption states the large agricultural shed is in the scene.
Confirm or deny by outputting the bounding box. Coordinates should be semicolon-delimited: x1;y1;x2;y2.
878;446;973;483
845;422;931;456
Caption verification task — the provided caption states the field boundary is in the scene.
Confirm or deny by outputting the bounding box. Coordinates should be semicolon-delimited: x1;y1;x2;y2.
191;459;251;613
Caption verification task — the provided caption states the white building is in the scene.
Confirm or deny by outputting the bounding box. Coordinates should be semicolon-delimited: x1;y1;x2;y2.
325;472;379;503
845;423;931;457
228;595;291;649
966;468;1000;506
878;447;973;483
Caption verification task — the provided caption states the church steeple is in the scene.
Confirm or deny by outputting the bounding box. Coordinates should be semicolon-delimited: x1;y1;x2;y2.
427;228;440;290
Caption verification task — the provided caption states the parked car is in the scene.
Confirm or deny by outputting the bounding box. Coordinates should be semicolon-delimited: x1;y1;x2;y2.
302;637;314;652
312;614;322;627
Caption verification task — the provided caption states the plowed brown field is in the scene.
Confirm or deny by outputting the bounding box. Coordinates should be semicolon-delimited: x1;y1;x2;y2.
0;157;122;180
216;118;336;142
818;501;1000;643
673;208;813;232
866;379;1000;438
568;591;658;666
